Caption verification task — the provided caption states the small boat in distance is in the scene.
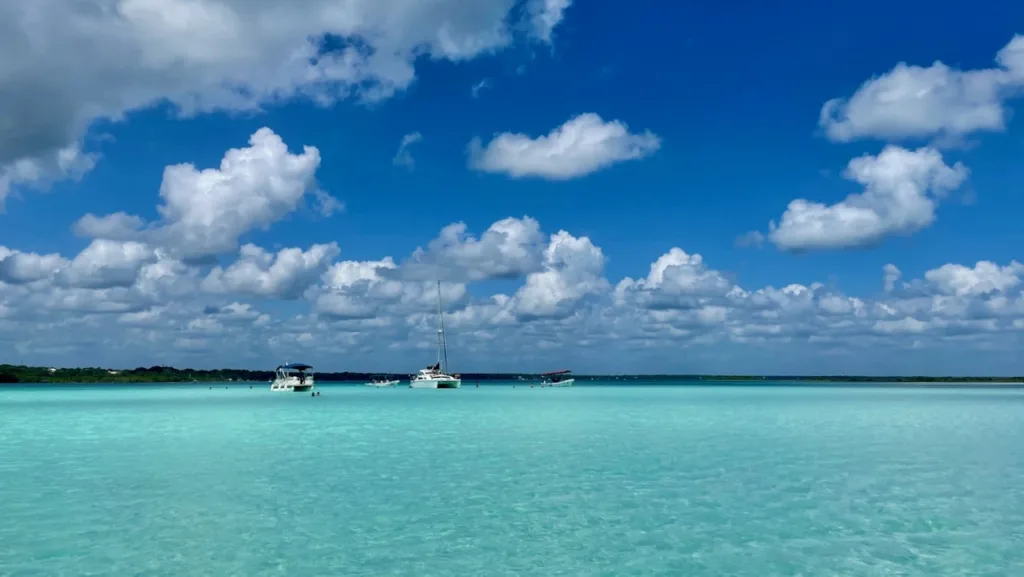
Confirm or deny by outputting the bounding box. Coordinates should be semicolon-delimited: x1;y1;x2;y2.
410;281;461;389
271;363;315;392
364;379;400;388
541;370;574;387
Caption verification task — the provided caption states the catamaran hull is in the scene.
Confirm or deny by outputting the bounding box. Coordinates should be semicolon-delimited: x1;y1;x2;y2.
410;379;461;389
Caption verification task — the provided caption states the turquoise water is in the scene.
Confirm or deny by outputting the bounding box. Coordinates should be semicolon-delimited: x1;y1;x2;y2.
1;384;1023;576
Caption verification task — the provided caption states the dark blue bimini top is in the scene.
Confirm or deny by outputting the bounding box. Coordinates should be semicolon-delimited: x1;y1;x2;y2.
279;363;313;371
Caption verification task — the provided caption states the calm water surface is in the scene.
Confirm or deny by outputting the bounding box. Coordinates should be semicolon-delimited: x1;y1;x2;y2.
1;383;1022;576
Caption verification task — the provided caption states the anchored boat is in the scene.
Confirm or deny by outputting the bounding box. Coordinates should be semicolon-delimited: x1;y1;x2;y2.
541;370;574;387
270;363;315;392
410;281;461;389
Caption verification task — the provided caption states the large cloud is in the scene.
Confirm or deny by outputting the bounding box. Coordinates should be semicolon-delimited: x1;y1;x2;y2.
766;146;968;251
820;35;1024;143
75;127;327;260
0;0;572;206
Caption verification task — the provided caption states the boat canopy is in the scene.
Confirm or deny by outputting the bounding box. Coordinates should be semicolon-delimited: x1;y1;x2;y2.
540;369;571;376
278;363;313;371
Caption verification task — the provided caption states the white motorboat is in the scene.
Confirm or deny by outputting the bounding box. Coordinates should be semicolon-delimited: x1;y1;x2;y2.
541;369;574;387
270;363;315;392
410;281;461;389
364;379;400;388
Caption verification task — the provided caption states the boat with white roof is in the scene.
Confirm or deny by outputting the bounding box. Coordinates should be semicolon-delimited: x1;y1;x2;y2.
541;370;574;387
270;363;315;392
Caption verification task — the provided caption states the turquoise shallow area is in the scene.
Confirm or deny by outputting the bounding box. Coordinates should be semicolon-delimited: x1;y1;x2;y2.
1;383;1023;576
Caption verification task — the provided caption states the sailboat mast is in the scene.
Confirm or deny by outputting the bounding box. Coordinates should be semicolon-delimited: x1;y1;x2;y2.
437;280;449;374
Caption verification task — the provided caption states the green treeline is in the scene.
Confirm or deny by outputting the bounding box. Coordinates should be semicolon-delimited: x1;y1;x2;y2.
0;365;405;384
1;364;1022;384
0;365;272;384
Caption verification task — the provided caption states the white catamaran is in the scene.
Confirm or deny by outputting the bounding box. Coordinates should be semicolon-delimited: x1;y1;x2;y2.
410;281;461;389
270;363;315;392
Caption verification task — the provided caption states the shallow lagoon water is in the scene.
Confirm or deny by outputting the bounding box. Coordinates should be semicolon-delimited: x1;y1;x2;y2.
1;383;1023;576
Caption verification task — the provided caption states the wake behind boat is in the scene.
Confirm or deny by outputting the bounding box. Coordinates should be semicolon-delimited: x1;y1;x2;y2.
271;363;315;392
541;369;574;387
410;281;461;389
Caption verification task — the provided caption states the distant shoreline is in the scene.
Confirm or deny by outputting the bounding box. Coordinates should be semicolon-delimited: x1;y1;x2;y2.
3;363;1023;385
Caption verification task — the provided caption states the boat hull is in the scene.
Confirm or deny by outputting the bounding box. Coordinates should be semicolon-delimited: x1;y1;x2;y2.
270;378;314;392
270;385;314;392
410;378;461;389
543;378;575;387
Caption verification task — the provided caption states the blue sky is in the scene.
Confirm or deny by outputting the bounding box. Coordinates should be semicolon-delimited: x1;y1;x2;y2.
2;0;1024;375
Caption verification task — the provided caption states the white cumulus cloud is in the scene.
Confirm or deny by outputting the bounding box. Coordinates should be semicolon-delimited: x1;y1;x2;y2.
0;248;69;284
512;231;608;319
398;216;546;282
767;146;968;251
58;240;158;289
468;113;661;180
924;261;1024;297
202;243;341;299
820;35;1024;143
75;128;322;260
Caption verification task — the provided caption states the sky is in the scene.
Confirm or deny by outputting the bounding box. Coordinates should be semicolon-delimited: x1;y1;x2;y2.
2;1;1024;375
